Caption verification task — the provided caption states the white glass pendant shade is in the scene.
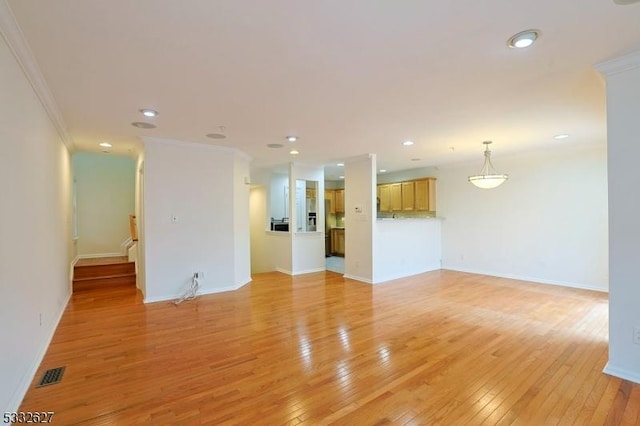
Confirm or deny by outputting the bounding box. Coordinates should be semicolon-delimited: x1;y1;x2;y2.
468;141;508;189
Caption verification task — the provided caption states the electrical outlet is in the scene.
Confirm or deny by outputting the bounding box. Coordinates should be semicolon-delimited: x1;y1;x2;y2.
198;271;205;279
633;326;640;345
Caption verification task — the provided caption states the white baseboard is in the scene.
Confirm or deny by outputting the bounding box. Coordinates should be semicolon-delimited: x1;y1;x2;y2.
372;263;442;284
292;267;325;275
442;266;608;293
343;274;373;284
7;291;71;412
603;362;640;385
143;282;247;304
275;268;293;275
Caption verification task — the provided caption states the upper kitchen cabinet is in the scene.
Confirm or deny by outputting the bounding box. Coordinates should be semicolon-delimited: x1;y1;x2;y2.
334;189;345;213
390;183;402;211
325;190;336;214
377;177;437;214
378;184;391;212
414;178;436;212
401;181;415;211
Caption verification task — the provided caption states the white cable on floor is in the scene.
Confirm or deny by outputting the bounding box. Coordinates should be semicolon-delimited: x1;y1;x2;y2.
174;273;200;305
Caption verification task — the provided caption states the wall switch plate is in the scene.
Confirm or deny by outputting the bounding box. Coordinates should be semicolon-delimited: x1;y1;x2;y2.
633;326;640;345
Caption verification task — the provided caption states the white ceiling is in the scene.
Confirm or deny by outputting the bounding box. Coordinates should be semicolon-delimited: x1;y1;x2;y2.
7;0;640;179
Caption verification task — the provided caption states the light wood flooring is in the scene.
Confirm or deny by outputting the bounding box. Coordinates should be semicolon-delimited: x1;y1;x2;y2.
20;270;640;424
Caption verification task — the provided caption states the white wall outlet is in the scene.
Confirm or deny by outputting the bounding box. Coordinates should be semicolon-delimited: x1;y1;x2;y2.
354;205;362;213
633;326;640;345
198;271;205;279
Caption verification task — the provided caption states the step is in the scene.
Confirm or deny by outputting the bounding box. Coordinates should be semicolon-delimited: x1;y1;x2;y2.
73;274;136;292
74;262;135;280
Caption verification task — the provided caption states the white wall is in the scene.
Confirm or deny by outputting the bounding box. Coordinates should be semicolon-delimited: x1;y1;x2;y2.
142;137;250;302
135;154;146;295
597;51;640;384
233;153;251;285
0;34;72;412
249;186;271;273
269;172;288;221
73;152;135;257
374;219;442;283
344;154;376;283
438;143;608;291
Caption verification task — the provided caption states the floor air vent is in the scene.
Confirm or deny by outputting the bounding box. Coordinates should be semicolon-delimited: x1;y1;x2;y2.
36;367;65;388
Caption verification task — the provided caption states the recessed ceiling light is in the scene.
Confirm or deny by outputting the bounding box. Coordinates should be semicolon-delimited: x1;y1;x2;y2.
337;163;344;167
99;142;112;148
206;126;227;139
379;169;387;173
267;143;284;148
287;136;298;143
139;109;158;118
507;29;540;49
131;122;156;129
402;140;414;146
290;149;299;155
339;176;344;179
554;134;570;140
206;133;226;139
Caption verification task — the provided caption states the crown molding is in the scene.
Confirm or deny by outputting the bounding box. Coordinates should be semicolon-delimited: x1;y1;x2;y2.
594;49;640;77
0;1;74;150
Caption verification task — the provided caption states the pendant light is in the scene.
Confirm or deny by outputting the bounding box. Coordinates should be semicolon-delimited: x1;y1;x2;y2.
468;141;508;189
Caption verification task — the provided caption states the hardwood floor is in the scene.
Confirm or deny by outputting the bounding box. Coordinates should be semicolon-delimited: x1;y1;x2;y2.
20;270;640;424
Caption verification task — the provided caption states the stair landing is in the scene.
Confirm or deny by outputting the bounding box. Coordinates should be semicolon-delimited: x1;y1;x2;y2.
73;256;136;292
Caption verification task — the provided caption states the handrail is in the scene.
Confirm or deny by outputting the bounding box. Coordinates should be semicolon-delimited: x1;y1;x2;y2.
129;214;138;242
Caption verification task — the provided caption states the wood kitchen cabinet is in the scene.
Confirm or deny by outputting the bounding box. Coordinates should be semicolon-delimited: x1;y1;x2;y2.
325;189;344;214
390;183;402;211
401;181;415;211
414;178;436;212
334;189;345;213
306;188;316;199
331;228;345;256
377;176;437;214
378;184;391;212
325;190;335;214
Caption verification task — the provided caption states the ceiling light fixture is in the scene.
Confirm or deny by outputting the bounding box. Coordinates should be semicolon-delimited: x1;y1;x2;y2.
468;141;508;189
131;122;156;129
289;149;299;155
267;143;283;148
507;29;540;49
206;126;227;139
379;169;387;173
402;140;414;146
140;109;158;118
287;136;298;143
554;134;570;140
337;163;344;167
99;142;112;148
339;176;344;179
